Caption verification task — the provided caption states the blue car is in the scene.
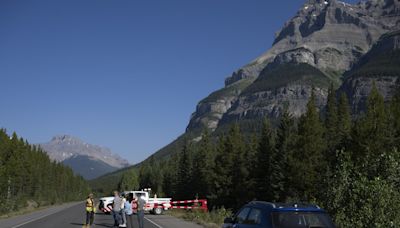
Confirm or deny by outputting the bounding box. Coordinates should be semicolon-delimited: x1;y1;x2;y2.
222;201;335;228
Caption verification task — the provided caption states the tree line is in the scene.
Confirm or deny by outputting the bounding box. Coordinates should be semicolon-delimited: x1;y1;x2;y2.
131;83;400;227
0;130;90;215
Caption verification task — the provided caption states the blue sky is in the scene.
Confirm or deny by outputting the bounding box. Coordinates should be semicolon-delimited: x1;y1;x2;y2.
0;0;359;164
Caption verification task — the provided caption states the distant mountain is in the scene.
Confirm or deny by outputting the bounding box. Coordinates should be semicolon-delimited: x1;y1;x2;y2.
62;155;119;180
38;135;130;179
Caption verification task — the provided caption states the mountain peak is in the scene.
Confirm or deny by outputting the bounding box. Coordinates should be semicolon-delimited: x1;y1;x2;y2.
39;135;130;169
51;135;83;145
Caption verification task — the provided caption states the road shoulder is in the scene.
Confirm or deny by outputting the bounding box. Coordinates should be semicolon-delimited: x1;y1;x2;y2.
146;214;204;228
0;202;81;228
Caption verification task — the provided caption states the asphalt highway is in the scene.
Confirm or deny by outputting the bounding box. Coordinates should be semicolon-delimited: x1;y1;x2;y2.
0;202;203;228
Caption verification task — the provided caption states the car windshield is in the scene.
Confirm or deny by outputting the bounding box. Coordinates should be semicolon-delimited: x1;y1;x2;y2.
272;211;335;228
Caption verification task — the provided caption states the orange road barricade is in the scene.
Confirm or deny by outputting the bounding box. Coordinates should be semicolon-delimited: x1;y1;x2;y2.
169;199;208;212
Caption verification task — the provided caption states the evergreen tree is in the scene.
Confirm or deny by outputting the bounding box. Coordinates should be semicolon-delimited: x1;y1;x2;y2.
227;124;249;209
176;141;194;200
325;84;339;165
289;89;326;201
245;133;259;201
162;152;179;197
273;108;295;201
352;83;393;177
0;131;90;214
389;87;400;147
254;118;275;201
118;169;139;191
337;92;352;150
211;135;232;208
191;130;215;199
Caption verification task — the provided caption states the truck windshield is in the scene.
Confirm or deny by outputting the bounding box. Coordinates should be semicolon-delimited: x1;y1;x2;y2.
272;211;335;228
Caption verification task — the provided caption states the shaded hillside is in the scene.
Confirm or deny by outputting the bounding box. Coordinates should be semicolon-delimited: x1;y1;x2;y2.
62;155;119;180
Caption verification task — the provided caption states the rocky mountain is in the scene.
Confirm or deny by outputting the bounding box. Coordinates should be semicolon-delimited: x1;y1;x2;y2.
39;135;130;179
339;30;400;113
91;0;400;187
187;0;400;133
62;155;119;180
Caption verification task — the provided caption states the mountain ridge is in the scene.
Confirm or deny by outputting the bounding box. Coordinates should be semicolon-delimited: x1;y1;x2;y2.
91;0;400;188
38;135;130;179
187;0;400;133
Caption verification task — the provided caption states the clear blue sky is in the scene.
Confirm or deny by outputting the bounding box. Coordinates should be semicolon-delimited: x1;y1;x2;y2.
0;0;359;164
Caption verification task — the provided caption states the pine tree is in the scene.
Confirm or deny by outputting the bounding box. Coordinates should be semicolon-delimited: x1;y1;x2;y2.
191;130;215;199
254;118;275;201
211;135;232;208
389;87;400;147
246;133;259;201
352;83;392;176
226;124;248;209
176;141;194;200
273;108;295;201
289;89;326;200
118;169;139;191
337;92;352;150
162;152;179;197
325;84;339;165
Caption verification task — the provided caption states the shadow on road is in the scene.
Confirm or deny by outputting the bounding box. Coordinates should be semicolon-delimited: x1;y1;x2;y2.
94;223;114;227
70;222;113;227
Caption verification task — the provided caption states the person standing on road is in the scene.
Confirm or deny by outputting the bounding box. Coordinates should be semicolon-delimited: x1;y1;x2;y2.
119;193;127;227
137;195;146;228
124;194;134;228
85;193;95;227
112;191;124;227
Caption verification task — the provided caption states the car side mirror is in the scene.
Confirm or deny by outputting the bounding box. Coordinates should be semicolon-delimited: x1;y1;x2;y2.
224;217;233;223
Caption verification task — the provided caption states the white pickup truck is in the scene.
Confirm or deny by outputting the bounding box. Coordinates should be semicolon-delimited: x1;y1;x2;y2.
99;190;172;215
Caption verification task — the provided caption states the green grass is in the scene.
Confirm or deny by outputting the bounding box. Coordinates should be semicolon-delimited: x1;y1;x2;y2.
166;208;232;228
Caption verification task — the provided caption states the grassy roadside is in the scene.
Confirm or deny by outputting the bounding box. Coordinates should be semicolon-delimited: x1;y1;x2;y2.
165;208;232;228
0;200;80;220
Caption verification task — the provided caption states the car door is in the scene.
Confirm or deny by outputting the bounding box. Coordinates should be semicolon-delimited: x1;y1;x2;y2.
232;207;251;228
239;207;264;228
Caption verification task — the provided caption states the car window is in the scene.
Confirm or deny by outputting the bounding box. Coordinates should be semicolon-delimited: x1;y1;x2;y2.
246;208;262;225
235;207;251;224
272;211;335;228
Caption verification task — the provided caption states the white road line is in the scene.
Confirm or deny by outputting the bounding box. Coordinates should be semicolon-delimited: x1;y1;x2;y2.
145;216;163;228
11;203;78;228
11;212;54;228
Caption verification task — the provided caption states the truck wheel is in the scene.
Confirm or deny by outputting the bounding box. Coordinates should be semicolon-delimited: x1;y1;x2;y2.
154;207;163;215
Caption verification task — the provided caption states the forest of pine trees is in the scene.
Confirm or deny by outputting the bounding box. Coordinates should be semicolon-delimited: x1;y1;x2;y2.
0;130;90;215
134;83;400;227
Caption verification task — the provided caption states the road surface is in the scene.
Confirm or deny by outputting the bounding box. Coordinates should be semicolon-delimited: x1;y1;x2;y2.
0;202;203;228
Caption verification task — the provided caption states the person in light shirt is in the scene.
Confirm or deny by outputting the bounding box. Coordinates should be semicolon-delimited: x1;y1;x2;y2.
136;195;146;228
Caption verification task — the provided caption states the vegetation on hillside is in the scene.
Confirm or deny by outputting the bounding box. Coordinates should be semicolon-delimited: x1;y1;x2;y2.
133;83;400;227
0;131;90;215
200;78;254;104
349;50;400;78
244;63;331;94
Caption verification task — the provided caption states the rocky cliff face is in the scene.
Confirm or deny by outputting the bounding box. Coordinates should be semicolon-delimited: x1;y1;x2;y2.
186;0;400;133
339;30;400;113
187;78;254;132
39;135;130;169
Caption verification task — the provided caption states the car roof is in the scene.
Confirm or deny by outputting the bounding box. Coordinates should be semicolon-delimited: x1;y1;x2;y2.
245;201;326;212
